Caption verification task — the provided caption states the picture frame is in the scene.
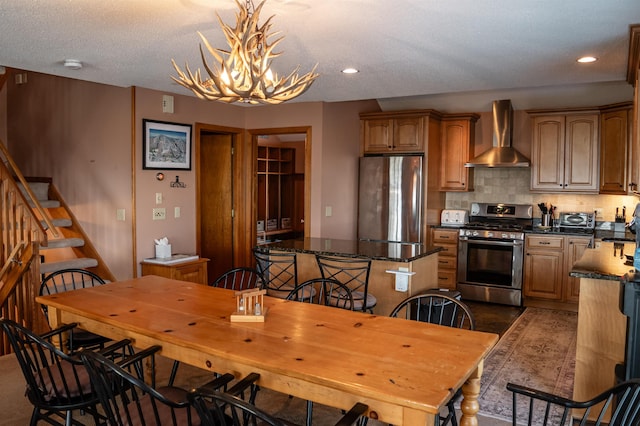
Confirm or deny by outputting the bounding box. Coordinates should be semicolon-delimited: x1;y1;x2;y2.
142;119;192;170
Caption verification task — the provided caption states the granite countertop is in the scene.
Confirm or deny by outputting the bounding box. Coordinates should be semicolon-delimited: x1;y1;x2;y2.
254;237;442;262
570;241;636;281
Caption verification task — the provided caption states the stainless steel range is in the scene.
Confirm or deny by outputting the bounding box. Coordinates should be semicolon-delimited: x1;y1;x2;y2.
457;202;533;306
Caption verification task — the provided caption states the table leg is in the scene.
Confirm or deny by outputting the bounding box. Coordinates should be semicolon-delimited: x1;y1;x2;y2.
459;361;483;426
46;306;69;352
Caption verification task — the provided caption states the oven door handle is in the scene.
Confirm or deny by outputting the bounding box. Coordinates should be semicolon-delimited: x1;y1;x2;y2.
459;237;523;247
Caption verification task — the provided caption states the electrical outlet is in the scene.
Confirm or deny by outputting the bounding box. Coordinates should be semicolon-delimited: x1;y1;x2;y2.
152;208;166;220
595;208;603;218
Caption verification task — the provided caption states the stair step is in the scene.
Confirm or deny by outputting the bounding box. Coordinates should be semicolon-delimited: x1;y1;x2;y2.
40;258;98;274
28;200;60;208
43;218;73;228
17;182;49;201
40;238;84;250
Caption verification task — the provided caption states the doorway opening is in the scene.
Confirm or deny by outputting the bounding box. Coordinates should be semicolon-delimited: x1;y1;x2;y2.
250;127;311;248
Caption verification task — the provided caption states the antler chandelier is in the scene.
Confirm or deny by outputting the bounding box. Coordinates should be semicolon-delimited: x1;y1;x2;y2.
171;0;318;105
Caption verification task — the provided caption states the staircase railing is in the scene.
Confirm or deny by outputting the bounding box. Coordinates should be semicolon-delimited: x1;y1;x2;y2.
0;139;49;353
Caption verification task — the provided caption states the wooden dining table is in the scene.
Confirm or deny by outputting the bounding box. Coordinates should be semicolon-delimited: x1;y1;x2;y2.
36;275;498;426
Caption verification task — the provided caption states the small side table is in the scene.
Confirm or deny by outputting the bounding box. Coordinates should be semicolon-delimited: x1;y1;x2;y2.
140;258;210;285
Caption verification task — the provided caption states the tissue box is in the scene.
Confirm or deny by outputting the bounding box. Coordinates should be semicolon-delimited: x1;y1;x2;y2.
155;244;172;258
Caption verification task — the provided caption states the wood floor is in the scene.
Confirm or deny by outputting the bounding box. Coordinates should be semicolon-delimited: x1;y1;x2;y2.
465;300;525;336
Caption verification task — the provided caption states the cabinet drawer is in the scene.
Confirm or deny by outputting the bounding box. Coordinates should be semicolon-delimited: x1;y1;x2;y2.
437;243;458;257
436;269;457;289
432;229;459;243
526;235;564;250
437;256;457;269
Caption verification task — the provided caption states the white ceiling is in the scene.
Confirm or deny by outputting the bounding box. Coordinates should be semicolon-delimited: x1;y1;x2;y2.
2;0;639;112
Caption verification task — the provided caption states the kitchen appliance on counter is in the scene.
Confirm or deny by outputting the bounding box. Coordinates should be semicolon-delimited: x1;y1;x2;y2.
457;202;533;306
440;209;469;227
557;212;595;234
357;155;423;244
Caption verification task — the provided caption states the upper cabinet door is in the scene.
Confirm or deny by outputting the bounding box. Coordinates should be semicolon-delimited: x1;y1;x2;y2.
564;114;599;191
393;116;425;152
599;108;629;194
439;116;478;192
531;116;565;191
362;118;394;152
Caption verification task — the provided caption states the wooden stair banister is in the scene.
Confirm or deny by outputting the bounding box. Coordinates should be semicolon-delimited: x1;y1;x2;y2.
0;140;58;238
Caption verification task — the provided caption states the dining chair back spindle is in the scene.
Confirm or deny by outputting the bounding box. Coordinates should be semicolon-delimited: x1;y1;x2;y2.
315;255;375;313
286;278;355;310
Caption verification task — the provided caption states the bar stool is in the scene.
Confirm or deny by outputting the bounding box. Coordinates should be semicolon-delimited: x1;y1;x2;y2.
253;248;299;299
315;254;375;313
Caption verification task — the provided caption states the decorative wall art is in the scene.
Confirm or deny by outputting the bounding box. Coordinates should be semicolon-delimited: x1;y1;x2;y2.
142;119;192;170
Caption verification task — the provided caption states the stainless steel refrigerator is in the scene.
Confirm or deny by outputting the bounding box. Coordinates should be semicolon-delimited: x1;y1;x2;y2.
357;155;423;244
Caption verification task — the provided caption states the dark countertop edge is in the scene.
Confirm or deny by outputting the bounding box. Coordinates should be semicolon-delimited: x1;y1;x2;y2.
570;240;636;281
254;238;443;262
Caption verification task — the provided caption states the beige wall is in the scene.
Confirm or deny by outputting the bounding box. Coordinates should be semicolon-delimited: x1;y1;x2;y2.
3;71;379;279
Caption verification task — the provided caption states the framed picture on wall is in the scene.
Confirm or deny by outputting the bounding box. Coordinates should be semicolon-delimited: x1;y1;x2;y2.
142;119;192;170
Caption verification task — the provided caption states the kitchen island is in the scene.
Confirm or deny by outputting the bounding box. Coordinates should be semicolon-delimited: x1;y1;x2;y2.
570;240;633;421
255;238;443;316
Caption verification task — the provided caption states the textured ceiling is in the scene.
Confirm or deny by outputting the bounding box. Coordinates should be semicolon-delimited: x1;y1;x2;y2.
1;0;639;111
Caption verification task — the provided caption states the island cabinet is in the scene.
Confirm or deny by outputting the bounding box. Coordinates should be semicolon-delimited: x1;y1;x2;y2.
360;110;443;154
439;114;480;191
523;234;591;306
529;111;599;193
431;228;459;290
599;103;632;194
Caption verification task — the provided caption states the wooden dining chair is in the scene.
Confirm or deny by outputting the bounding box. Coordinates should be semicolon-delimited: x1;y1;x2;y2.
315;254;375;313
253;249;299;298
0;318;135;426
507;379;640;425
389;292;475;426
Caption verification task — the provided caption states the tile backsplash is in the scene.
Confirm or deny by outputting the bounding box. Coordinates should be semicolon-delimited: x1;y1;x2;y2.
445;168;639;222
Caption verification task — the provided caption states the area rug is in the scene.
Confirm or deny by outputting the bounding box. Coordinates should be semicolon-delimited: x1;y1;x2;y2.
475;307;578;425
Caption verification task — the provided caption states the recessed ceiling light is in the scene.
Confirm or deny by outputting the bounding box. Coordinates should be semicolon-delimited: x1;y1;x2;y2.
342;68;359;74
577;56;597;63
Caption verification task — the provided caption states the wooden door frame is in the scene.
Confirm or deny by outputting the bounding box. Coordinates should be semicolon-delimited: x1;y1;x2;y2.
195;123;254;268
248;126;311;240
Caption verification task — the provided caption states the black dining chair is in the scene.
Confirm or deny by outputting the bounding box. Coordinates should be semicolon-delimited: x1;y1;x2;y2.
507;379;640;425
253;249;299;299
39;268;110;352
286;277;355;310
80;349;236;426
189;375;369;426
0;318;136;426
389;291;475;426
212;266;264;291
315;254;375;313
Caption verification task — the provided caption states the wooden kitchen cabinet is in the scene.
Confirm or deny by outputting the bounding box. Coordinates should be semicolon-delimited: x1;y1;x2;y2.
599;103;632;194
439;114;480;191
360;110;443;154
431;228;459;290
524;234;591;304
141;258;209;285
524;235;565;300
529;111;599;193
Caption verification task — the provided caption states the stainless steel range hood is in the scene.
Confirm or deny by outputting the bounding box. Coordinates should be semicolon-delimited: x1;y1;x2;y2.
465;99;530;168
